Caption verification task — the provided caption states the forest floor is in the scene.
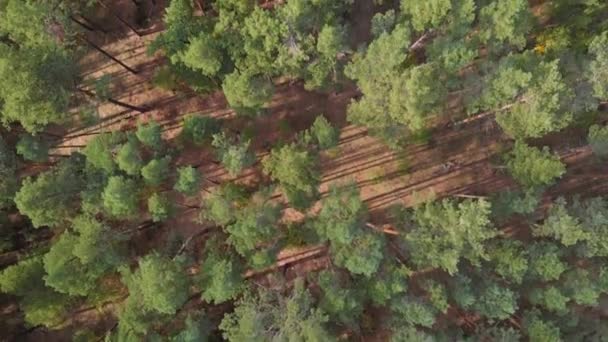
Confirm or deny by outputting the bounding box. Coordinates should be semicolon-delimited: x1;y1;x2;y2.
31;0;608;339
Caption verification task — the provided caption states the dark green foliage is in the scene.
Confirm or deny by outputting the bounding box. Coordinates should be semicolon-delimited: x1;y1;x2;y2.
524;309;561;342
220;280;331;341
212;132;255;176
136;120;164;150
473;282;518;320
263;143;319;209
390;296;437;328
562;269;601;306
506;141;566;188
148;192;174;222
222;70;274;115
116;137;144;176
588;31;608;100
588;124;608;159
16;134;49;162
225;190;281;257
0;135;18;208
0;256;70;327
82;132;125;174
174;166;201;196
314;183;385;276
0;44;77;132
199;239;244;304
390;325;435;342
15;156;84;227
363;263;410;306
181;115;220;145
180;33;224;77
170;313;210;342
527;242;568;281
487;239;528;284
492;188;541;219
141;156;171;186
405;198;496;274
478;0;534;49
103;176;139;219
529;286;569;314
43;231;104;296
450;275;476;310
300;115;340;150
473;326;522;342
317;270;363;326
202;183;247;226
121;252;189;315
371;10;396;38
534;197;588;246
471;54;575;139
422;280;449;313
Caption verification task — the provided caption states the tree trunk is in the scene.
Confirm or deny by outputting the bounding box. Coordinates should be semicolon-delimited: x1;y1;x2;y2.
80;15;108;34
69;15;95;31
54;144;86;149
98;0;141;37
78;88;148;113
81;37;138;74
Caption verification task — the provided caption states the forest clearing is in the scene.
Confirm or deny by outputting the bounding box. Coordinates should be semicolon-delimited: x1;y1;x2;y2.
1;0;608;341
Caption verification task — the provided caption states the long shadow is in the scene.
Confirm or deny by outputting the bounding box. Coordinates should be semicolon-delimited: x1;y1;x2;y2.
365;157;494;211
322;153;397;183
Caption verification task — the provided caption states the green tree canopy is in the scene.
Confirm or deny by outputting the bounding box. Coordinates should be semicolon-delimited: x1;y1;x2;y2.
148;192;174;222
174;165;201;196
405;198;496;274
533;197;588;246
226;190;281;257
588;31;608;100
14;156;84;227
201;183;248;226
198;238;244;304
102;175;139;219
141;156;172;186
16;134;49;162
314;183;385;276
43;231;104;296
505;141;566;189
474;54;576;139
0;44;77;132
181;114;220;145
136;120;164;150
115;137;144;176
487;239;528;284
527;242;568;281
82;132;125;174
317;270;363;327
588;124;608;159
212;132;255;176
263;143;319;209
121;252;189;315
299;115;340;150
0;135;17;208
220;280;332;341
222;70;274;115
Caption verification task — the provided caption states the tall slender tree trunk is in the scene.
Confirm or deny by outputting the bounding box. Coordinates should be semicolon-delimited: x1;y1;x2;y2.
70;15;95;31
98;0;142;37
78;88;149;113
80;15;108;34
81;37;138;75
